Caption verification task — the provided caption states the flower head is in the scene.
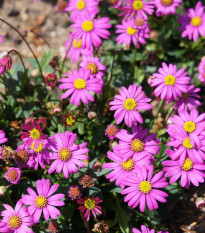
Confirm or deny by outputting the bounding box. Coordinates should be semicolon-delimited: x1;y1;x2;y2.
21;178;65;223
79;174;95;188
110;83;152;127
105;125;119;140
0;201;34;233
45;73;58;88
77;196;102;221
155;0;182;16
151;62;190;102
59;68;103;106
61;111;76;127
0;130;8;145
198;57;205;84
5;167;21;184
15;146;35;168
48;220;60;233
121;165;168;212
68;185;82;200
48;131;89;178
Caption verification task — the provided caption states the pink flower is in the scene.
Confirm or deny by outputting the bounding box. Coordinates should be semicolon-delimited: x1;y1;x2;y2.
178;1;205;42
174;85;201;111
116;19;150;47
0;130;8;144
121;166;168;212
59;68;103;107
133;225;169;233
65;33;93;63
155;0;182;16
119;0;155;20
151;62;190;102
15;147;35;169
163;149;205;189
103;146;151;188
5;167;21;184
68;185;82;200
105;125;119;140
110;83;152;127
115;125;159;161
0;35;4;43
21;178;65;223
45;73;57;88
167;108;205;148
71;12;111;49
65;0;99;21
77;196;102;221
198;57;205;84
48;131;89;178
0;201;34;233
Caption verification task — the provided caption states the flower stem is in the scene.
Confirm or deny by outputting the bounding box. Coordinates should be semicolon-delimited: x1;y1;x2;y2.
8;49;26;71
132;33;139;84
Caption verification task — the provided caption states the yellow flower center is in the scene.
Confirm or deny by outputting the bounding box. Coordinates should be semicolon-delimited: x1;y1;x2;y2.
76;0;86;10
130;139;144;152
191;17;202;27
8;215;22;229
82;20;94;32
121;158;135;171
139;181;152;194
7;169;18;181
183;121;196;133
30;129;40;140
133;0;144;10
74;78;86;90
183;137;193;149
66;116;76;126
84;198;95;210
124;98;137;110
58;148;72;161
126;26;136;35
86;63;98;75
165;75;176;85
31;142;43;153
73;39;82;48
182;158;193;171
161;0;173;6
35;195;48;208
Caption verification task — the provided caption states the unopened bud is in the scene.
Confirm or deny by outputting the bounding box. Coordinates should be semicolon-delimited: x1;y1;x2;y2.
0;186;7;196
88;111;97;120
196;197;205;211
45;73;57;88
1;55;12;71
92;161;102;172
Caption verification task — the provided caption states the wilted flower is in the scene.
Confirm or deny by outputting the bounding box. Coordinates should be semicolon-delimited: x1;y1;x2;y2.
36;117;47;130
1;146;15;164
92;220;110;233
61;112;76;127
79;174;95;188
48;220;60;233
10;120;22;129
45;73;58;88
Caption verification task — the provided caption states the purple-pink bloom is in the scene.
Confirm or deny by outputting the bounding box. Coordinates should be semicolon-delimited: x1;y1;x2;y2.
65;33;93;63
198;57;205;84
115;125;159;161
59;68;103;106
110;83;152;127
121;165;168;212
103;146;151;188
105;125;119;140
151;62;190;102
48;131;89;178
177;1;205;42
71;12;111;49
0;201;34;233
21;178;65;223
68;185;82;200
0;130;8;145
0;35;3;43
15;146;35;169
163;149;205;189
5;167;21;185
155;0;182;16
133;225;169;233
174;85;201;111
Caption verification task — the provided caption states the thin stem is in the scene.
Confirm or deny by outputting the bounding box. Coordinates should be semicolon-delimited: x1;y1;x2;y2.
61;39;73;76
0;18;43;77
195;81;203;87
8;49;26;71
132;32;139;84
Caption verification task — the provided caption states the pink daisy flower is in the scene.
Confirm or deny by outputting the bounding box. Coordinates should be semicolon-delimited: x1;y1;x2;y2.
65;0;99;21
151;62;190;102
174;85;201;111
15;147;35;169
163;149;205;189
71;12;111;49
20;121;46;150
115;125;160;161
65;33;93;63
178;1;205;42
133;225;168;233
116;19;150;47
167;108;205;147
5;167;21;185
155;0;182;16
59;68;102;107
110;83;152;127
0;201;34;233
167;130;205;164
121;165;168;212
105;125;119;140
103;146;151;188
48;131;89;178
0;130;8;144
21;178;65;223
120;0;155;20
198;57;205;84
0;35;3;43
77;196;102;221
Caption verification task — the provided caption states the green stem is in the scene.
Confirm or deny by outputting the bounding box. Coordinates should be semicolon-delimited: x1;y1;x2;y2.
61;39;73;76
8;49;26;71
0;18;43;77
132;33;139;84
195;81;204;87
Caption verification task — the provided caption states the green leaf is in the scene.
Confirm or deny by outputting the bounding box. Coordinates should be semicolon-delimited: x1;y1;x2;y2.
40;49;54;71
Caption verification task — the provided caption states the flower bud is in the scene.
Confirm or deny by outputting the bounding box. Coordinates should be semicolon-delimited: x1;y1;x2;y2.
45;73;57;88
0;186;7;196
88;111;97;120
196;197;205;211
0;55;12;72
92;161;102;172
